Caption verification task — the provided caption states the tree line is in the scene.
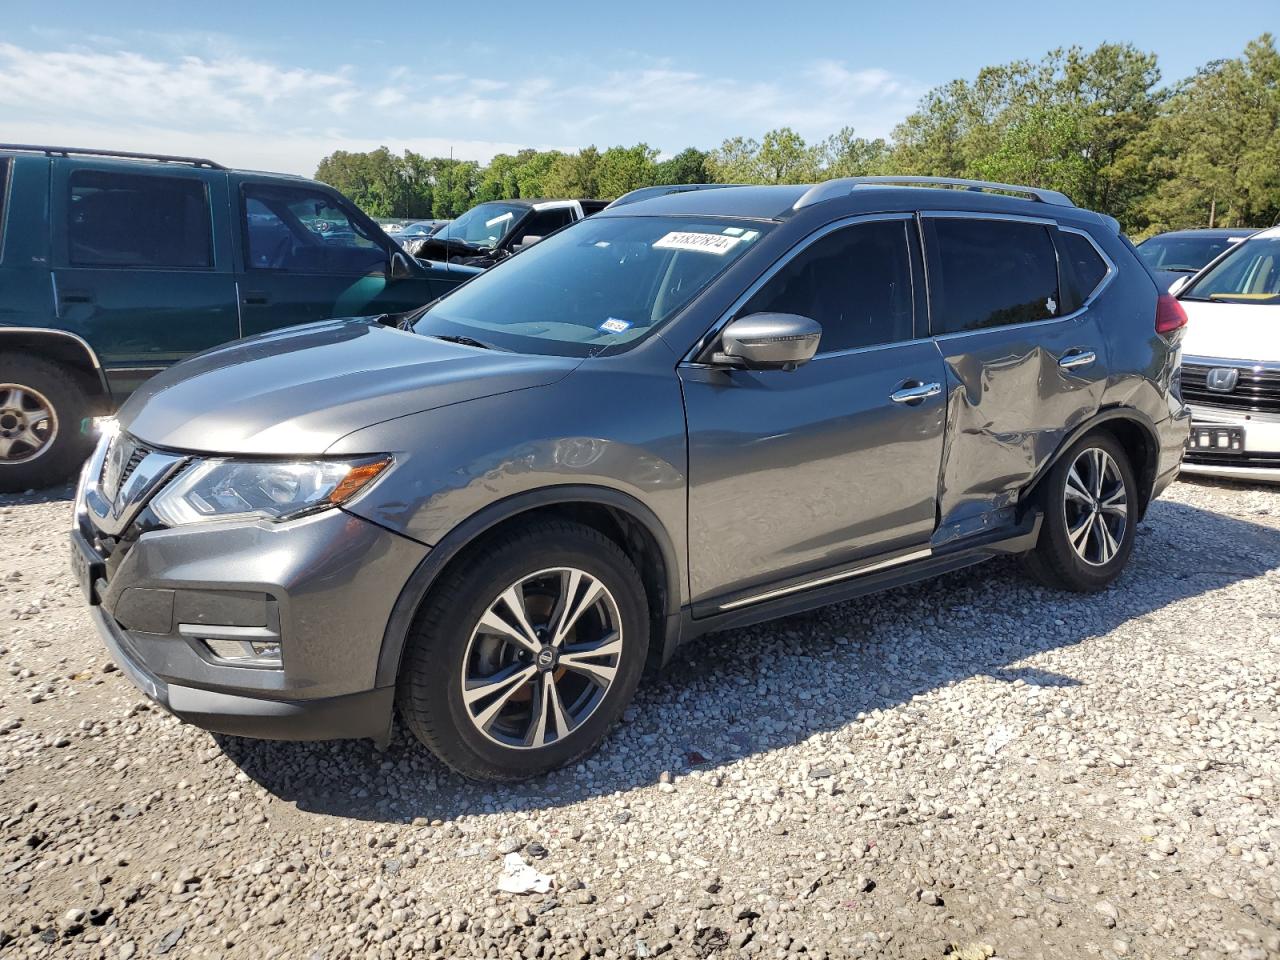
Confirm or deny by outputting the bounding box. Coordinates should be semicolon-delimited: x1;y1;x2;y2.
315;34;1279;237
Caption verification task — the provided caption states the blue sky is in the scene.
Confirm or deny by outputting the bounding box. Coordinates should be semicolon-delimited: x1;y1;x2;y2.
3;1;1275;175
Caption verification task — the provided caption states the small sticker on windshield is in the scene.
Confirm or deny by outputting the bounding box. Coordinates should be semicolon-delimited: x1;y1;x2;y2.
722;227;746;236
599;318;632;334
653;231;742;255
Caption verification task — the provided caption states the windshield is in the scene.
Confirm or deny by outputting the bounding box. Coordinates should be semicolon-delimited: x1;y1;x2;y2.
1182;235;1280;305
434;203;527;248
412;216;769;357
1137;234;1245;273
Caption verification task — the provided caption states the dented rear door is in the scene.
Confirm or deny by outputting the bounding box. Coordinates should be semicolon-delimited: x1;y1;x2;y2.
921;213;1109;542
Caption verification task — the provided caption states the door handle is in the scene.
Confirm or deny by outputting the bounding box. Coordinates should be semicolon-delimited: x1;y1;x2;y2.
241;291;269;306
1058;349;1096;370
59;290;93;304
890;381;942;405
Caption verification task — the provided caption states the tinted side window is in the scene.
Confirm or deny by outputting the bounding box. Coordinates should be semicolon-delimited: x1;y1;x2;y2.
743;219;915;353
1058;230;1109;309
242;184;386;275
926;218;1060;333
68;171;212;269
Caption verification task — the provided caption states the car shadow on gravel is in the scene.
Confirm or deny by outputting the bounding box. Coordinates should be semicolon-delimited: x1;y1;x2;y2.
217;495;1279;824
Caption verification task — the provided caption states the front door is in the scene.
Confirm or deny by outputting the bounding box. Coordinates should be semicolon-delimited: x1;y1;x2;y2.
50;161;239;398
681;216;946;605
234;180;443;337
920;215;1110;538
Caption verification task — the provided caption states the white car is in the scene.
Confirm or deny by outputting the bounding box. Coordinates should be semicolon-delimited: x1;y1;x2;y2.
1176;225;1280;483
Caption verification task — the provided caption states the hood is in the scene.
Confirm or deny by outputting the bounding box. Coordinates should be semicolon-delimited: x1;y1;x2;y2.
118;318;579;455
1180;299;1280;363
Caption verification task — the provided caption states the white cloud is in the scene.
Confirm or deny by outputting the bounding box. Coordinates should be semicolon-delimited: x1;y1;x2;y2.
0;40;925;176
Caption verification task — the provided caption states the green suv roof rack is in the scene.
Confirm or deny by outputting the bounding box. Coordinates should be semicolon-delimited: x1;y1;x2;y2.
0;143;225;170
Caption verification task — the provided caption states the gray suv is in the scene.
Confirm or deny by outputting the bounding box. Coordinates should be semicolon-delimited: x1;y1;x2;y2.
72;176;1190;781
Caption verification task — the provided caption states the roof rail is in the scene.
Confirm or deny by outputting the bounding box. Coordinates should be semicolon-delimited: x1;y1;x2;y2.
605;183;746;209
793;175;1074;210
0;143;225;170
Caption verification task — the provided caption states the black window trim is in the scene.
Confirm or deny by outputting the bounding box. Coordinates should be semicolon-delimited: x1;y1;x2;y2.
687;212;922;364
920;211;1117;338
65;168;216;272
238;180;394;276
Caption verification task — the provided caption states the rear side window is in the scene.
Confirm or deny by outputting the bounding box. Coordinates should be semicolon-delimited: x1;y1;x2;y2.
68;171;212;269
743;219;915;353
926;218;1060;334
1057;229;1109;309
242;184;387;275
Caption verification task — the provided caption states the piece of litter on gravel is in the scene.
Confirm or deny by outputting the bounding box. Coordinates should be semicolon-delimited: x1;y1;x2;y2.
496;852;553;895
982;725;1016;756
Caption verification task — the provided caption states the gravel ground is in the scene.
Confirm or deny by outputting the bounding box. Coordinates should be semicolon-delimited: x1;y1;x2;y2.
1;478;1278;960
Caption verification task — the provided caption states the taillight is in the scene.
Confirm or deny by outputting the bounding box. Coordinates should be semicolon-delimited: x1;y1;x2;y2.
1156;294;1188;335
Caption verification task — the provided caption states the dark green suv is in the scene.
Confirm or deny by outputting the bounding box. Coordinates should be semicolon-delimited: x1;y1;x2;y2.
0;145;454;491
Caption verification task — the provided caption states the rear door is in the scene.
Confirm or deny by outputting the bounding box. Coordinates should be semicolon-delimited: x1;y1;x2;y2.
922;213;1111;540
50;161;238;397
233;179;443;337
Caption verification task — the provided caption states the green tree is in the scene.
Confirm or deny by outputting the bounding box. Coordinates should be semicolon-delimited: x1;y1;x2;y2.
542;147;600;197
756;127;823;182
1135;33;1280;232
821;127;891;178
654;147;711;185
314;146;405;217
707;135;762;183
595;144;659;198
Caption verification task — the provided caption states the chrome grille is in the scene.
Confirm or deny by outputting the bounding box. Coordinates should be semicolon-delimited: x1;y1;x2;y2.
1182;362;1280;414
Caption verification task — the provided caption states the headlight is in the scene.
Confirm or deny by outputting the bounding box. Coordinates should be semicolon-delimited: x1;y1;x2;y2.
150;456;392;527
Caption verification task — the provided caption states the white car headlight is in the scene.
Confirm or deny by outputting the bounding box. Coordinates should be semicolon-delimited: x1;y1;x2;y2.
150;456;392;527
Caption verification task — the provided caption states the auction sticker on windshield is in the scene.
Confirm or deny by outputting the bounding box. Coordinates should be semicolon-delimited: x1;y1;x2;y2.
653;232;742;255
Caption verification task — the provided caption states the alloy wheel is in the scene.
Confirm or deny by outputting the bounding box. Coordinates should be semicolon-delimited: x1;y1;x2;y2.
0;384;57;465
460;567;623;749
1063;446;1128;567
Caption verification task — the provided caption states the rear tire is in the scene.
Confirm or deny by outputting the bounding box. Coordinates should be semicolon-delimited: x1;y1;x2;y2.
1022;431;1137;592
0;354;94;493
398;520;649;781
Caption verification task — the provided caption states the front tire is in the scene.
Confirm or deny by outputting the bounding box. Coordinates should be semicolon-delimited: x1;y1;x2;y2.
398;520;649;781
0;354;94;493
1022;432;1137;592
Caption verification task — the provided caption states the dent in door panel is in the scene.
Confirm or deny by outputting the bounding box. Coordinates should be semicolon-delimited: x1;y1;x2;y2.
937;328;1106;531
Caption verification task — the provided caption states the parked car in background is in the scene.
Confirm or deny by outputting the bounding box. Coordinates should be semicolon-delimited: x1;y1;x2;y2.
0;144;455;491
402;199;607;281
1176;225;1280;483
73;175;1187;781
396;219;449;246
1136;228;1256;292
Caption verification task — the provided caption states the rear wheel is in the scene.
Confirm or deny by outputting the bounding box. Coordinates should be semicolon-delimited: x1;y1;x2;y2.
398;520;649;781
0;354;94;493
1022;432;1137;592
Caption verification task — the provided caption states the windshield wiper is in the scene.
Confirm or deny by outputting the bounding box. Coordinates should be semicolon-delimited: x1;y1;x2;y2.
431;334;506;351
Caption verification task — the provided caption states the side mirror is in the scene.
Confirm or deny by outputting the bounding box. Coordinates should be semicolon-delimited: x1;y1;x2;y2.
514;235;543;251
711;313;821;371
1168;275;1190;296
388;251;415;280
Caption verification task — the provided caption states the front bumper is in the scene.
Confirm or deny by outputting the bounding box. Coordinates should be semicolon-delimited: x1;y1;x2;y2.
75;505;429;742
91;605;395;740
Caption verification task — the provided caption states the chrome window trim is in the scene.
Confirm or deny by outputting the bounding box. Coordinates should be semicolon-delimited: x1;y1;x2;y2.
682;212;918;365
